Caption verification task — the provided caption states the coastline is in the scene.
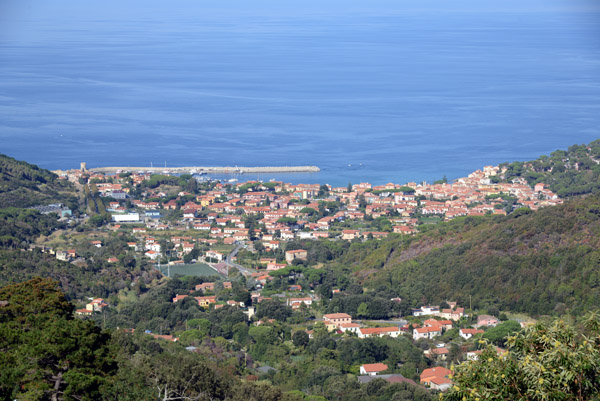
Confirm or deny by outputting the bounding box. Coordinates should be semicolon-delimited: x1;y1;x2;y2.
54;165;320;175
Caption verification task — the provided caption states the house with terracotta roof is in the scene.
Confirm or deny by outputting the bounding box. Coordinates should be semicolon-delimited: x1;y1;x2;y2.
323;313;352;327
339;322;361;334
86;298;107;312
413;326;442;341
358;326;400;339
287;297;312;307
144;250;160;260
266;262;287;271
172;294;189;303
459;328;484;340
423;318;453;331
420;366;452;391
341;230;359;240
195;282;215;292
424;347;449;361
195;296;217;308
360;363;388;376
439;306;465;321
285;249;307;264
475;315;499;328
75;308;93;316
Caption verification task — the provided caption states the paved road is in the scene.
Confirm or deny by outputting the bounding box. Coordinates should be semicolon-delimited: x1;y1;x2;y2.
226;243;253;276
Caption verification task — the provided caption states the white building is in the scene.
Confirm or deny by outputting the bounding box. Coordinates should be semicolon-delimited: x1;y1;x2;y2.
412;305;440;316
206;250;224;261
145;250;160;260
360;363;388;376
111;213;140;222
459;328;484;339
358;327;400;339
413;326;442;341
287;297;312;307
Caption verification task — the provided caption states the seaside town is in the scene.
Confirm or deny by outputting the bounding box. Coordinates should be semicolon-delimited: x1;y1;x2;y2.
26;162;559;391
3;0;598;397
47;162;562;274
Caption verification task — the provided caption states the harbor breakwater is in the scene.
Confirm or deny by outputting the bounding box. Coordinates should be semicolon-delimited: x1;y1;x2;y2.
82;165;320;174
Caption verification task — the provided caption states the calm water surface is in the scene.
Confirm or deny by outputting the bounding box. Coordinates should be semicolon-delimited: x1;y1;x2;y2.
1;9;599;185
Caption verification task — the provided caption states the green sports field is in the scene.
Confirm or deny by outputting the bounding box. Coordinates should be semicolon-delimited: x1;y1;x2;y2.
157;263;223;278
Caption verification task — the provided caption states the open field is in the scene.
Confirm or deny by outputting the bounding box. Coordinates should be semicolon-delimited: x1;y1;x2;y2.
157;262;223;278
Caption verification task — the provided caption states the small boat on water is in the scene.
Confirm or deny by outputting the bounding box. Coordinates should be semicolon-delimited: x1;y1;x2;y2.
228;178;238;183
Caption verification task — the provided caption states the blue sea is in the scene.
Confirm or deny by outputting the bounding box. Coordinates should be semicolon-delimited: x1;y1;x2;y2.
1;1;600;186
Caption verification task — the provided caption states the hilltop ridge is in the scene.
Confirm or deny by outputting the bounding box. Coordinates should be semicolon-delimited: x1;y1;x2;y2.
0;154;77;208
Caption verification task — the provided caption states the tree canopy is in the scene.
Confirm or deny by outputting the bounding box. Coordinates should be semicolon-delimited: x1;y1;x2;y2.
444;313;600;401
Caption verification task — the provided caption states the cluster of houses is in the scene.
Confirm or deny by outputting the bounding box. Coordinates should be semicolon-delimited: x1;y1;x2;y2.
347;306;503;392
51;163;565;278
75;298;108;316
59;163;561;250
49;161;567;282
170;280;242;309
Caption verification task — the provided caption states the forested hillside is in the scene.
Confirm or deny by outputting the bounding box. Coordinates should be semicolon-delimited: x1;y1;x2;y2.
0;278;302;401
496;139;600;197
353;194;600;316
0;155;153;303
0;154;77;208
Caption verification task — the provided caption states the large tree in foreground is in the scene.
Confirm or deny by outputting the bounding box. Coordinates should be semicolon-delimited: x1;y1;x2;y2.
444;313;600;401
0;278;116;401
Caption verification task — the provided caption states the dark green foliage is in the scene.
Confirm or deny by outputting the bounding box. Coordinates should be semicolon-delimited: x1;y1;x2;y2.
0;154;76;208
0;278;116;401
292;330;309;348
326;294;395;319
482;320;522;347
0;248;157;301
0;207;66;245
283;239;350;265
256;299;293;322
499;139;600;197
0;279;311;401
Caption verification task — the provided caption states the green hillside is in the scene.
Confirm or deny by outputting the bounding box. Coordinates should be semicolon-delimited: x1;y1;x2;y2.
0;278;301;401
353;194;600;316
496;139;600;197
0;154;77;208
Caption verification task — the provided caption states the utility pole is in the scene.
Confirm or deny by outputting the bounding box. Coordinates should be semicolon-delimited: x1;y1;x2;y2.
469;294;472;313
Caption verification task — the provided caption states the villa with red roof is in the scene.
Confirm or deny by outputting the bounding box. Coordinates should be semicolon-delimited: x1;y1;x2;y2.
420;367;452;391
323;313;352;327
360;363;388;376
285;249;307;264
459;328;484;339
358;326;400;339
